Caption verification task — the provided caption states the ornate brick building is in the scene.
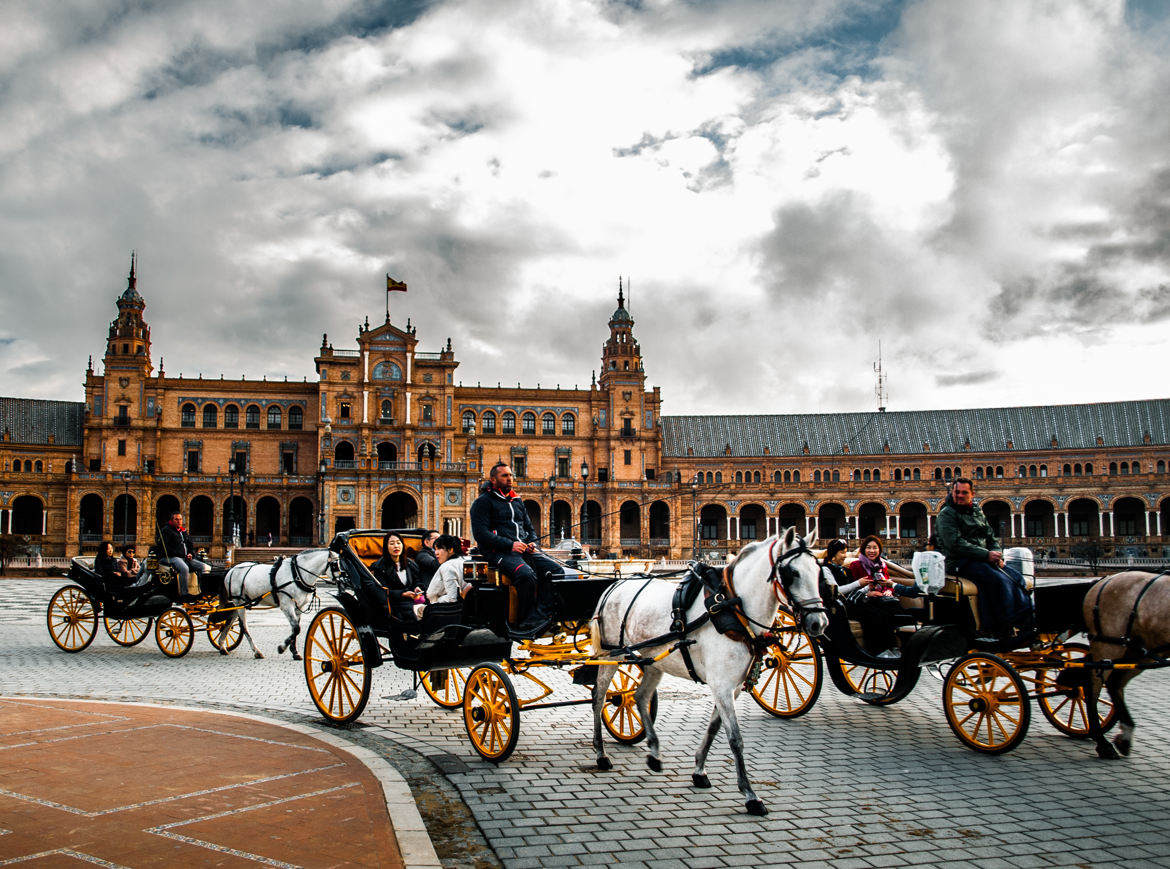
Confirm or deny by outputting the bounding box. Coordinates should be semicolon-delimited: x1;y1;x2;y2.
2;259;1167;562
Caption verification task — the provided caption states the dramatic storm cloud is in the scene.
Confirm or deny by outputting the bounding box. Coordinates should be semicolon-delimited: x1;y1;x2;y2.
1;0;1166;413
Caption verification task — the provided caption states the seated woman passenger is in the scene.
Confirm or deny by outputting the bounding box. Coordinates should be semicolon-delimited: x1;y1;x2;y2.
820;538;851;591
94;540;132;589
838;535;919;658
415;534;469;618
365;532;423;622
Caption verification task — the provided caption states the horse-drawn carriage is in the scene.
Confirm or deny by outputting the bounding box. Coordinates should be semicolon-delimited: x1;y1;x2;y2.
752;551;1126;754
301;528;659;762
47;547;337;659
47;551;243;657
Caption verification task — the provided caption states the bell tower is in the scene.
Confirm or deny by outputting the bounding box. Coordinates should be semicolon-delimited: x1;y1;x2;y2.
104;252;153;373
599;278;643;391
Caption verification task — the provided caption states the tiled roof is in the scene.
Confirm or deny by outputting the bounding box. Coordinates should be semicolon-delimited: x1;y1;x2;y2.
0;398;85;446
661;399;1170;458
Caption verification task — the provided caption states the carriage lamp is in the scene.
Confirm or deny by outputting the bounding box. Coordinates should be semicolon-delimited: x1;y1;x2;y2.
120;471;131;547
548;474;557;544
227;459;238;547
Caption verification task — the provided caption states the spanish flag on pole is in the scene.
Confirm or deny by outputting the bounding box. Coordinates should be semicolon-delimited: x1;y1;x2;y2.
386;274;407;321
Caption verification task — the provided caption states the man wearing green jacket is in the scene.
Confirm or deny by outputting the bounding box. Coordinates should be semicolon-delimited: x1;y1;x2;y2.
936;478;1033;639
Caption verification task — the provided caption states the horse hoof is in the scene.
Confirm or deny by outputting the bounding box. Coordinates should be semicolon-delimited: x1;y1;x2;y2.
218;647;228;656
746;799;768;817
692;773;710;789
254;651;265;660
292;653;301;661
647;756;662;772
277;644;287;655
1096;744;1120;760
1114;737;1132;757
597;757;612;771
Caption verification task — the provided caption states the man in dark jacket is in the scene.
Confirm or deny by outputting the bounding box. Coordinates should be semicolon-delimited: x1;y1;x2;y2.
414;529;440;586
157;510;210;596
936;478;1033;639
470;462;562;633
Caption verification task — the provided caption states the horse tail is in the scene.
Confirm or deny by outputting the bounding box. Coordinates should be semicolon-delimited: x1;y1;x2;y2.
588;617;602;657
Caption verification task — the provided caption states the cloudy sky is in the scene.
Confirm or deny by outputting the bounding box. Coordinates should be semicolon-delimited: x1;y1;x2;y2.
2;0;1167;415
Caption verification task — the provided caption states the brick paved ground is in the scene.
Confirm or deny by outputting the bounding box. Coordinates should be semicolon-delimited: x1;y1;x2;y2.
4;577;1170;868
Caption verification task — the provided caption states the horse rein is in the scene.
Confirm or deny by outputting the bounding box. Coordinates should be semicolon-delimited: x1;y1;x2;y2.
764;538;827;626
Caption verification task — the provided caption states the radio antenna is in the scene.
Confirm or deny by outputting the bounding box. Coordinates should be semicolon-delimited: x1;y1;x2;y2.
874;341;887;412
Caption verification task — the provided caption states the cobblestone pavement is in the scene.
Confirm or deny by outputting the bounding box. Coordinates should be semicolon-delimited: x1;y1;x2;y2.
6;577;1170;868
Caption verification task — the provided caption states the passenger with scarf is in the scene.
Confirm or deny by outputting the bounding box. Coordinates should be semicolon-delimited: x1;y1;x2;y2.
837;535;918;658
470;461;563;634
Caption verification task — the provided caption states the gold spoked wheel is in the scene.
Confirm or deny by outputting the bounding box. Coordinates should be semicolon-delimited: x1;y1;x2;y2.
943;653;1030;754
1035;643;1117;739
420;667;469;709
839;660;896;699
154;607;194;658
303;608;371;725
602;664;658;744
749;629;823;718
47;586;98;652
206;617;244;652
464;662;520;763
104;615;151;647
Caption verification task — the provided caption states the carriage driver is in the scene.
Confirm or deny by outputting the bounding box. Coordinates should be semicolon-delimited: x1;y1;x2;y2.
936;478;1034;640
158;510;211;597
470;462;563;635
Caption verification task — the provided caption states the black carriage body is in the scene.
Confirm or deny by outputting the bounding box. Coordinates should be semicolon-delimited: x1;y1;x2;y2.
66;558;174;619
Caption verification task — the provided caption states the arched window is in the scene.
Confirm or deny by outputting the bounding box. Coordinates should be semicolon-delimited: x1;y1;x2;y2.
863;469;871;481
1109;462;1118;475
245;405;260;429
778;470;786;482
11;460;18;472
894;469;902;481
934;468;942;480
483;411;497;433
522;412;536;435
267;406;282;429
975;467;984;479
1074;463;1082;475
783;470;792;482
1018;465;1026;478
1039;464;1047;477
542;413;556;435
1063;463;1071;475
289;406;303;430
34;460;42;472
561;414;575;435
462;410;476;432
181;403;196;427
502;412;516;434
943;468;951;481
1158;460;1166;474
714;471;722;483
755;471;762;483
852;468;860;481
792;470;800;482
1120;461;1130;475
1029;465;1037;477
1085;463;1093;474
224;404;239;429
912;468;920;480
23;460;32;472
995;466;1004;478
202;405;217;428
735;471;743;483
705;471;714;484
872;469;879;481
832;470;840;482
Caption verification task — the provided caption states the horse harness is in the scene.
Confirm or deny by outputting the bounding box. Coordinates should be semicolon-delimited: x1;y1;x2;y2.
1089;570;1170;657
596;538;825;684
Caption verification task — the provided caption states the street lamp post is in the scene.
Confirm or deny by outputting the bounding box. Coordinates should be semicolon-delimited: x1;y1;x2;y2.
240;468;249;545
120;472;131;546
580;460;590;544
227;459;237;547
691;481;698;559
318;459;328;545
548;474;557;545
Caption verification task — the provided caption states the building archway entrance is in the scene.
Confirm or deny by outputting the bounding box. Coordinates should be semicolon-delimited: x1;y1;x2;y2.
381;492;419;529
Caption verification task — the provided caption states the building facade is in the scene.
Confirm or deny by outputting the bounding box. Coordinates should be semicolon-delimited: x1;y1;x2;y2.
2;260;1168;562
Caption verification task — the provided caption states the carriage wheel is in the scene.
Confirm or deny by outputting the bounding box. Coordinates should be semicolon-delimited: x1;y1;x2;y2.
943;653;1030;754
104;615;151;647
47;586;98;652
206;618;243;652
155;607;194;658
420;668;469;709
749;629;823;718
303;608;371;725
838;660;896;700
1035;643;1118;739
464;663;520;763
602;664;659;744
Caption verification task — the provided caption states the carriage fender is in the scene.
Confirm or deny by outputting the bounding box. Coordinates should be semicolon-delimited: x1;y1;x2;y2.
901;624;967;667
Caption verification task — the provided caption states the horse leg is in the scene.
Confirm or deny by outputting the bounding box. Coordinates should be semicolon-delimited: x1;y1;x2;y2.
275;598;302;660
691;705;722;790
711;684;767;816
1107;670;1138;757
636;667;664;773
235;608;264;659
592;664;618;771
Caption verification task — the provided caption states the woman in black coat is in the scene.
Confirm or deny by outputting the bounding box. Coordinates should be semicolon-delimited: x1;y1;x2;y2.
367;532;422;622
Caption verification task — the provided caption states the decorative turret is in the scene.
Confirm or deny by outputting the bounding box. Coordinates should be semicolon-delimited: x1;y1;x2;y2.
104;252;153;372
599;277;643;390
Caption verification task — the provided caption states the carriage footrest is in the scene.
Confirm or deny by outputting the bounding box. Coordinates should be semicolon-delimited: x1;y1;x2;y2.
572;664;599;686
357;626;383;668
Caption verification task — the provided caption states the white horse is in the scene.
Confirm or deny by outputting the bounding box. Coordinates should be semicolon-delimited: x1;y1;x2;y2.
213;548;337;659
590;527;828;816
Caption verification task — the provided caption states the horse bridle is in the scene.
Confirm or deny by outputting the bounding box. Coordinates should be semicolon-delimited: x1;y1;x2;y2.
768;538;827;626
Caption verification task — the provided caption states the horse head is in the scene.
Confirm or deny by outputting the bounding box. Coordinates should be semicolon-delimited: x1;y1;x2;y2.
771;526;828;638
